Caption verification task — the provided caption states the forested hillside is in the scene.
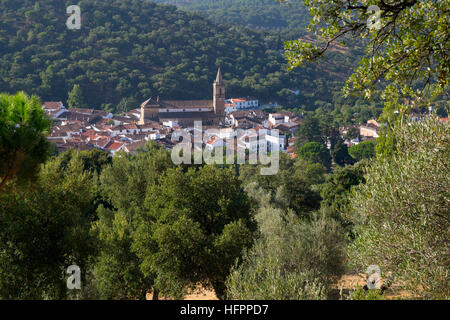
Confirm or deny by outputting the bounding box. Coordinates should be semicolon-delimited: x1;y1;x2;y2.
0;0;357;113
152;0;310;31
149;0;384;124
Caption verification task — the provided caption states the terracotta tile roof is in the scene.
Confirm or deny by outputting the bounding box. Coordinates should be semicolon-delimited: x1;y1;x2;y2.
160;100;213;109
43;101;63;109
95;138;110;148
69;108;94;114
104;141;125;151
124;124;139;130
124;140;147;153
287;145;297;153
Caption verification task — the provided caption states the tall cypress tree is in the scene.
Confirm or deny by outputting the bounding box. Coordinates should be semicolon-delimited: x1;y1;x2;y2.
67;84;86;109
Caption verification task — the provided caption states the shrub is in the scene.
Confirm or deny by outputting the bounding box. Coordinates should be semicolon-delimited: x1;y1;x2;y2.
348;140;376;161
226;206;347;299
348;117;450;299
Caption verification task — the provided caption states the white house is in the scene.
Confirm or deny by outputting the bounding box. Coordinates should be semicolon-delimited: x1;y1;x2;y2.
104;140;126;155
108;125;128;136
238;129;285;154
147;131;161;141
265;133;285;152
268;113;285;126
224;102;237;114
227;98;259;110
163;120;179;128
42;101;67;119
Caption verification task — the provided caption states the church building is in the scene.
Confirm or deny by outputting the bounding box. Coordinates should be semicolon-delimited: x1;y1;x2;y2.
139;68;225;126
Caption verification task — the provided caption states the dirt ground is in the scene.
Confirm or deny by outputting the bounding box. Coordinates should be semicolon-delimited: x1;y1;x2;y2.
146;285;218;300
184;286;218;300
146;274;413;300
333;274;414;300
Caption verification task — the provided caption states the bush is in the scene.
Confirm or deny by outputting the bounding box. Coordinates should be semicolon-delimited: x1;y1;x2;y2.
350;287;385;300
348;140;376;161
225;204;347;299
298;142;332;170
348;117;450;299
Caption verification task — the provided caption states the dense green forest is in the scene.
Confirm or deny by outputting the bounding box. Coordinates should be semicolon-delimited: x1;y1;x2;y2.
0;0;364;117
152;0;310;31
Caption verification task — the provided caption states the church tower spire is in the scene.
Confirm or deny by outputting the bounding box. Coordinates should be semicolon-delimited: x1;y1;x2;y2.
215;67;223;83
213;67;225;117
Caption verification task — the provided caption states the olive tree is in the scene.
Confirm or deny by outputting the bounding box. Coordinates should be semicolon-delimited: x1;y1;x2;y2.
348;117;449;299
226;184;347;299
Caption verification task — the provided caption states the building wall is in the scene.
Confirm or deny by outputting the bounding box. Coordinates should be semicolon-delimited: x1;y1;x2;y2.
360;126;379;138
213;81;225;116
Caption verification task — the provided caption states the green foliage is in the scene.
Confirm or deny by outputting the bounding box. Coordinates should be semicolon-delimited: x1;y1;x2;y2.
375;124;397;158
67;84;87;109
58;148;112;175
92;144;255;299
348;117;450;299
0;0;354;112
435;102;449;118
92;142;173;299
226;202;347;299
285;0;449;112
350;287;385;300
116;97;139;114
345;127;360;140
320;162;366;224
154;0;310;31
133;165;256;299
298;141;332;170
238;152;294;195
296;114;323;145
332;139;354;166
239;154;323;218
0;91;51;191
93;205;152;300
348;140;376;161
275;160;324;217
0;155;96;299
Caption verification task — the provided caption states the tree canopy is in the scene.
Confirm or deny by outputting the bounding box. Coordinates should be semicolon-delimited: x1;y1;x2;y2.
348;140;376;161
133;165;256;299
348;117;449;299
154;0;310;31
284;0;449;112
0;0;356;113
298;141;332;170
67;84;87;109
0;91;51;191
0;155;96;299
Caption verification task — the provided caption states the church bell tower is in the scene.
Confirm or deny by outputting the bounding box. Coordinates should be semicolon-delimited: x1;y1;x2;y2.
213;67;225;116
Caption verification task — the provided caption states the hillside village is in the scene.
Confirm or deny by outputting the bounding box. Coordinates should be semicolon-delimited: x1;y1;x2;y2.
41;68;390;159
42;98;383;158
